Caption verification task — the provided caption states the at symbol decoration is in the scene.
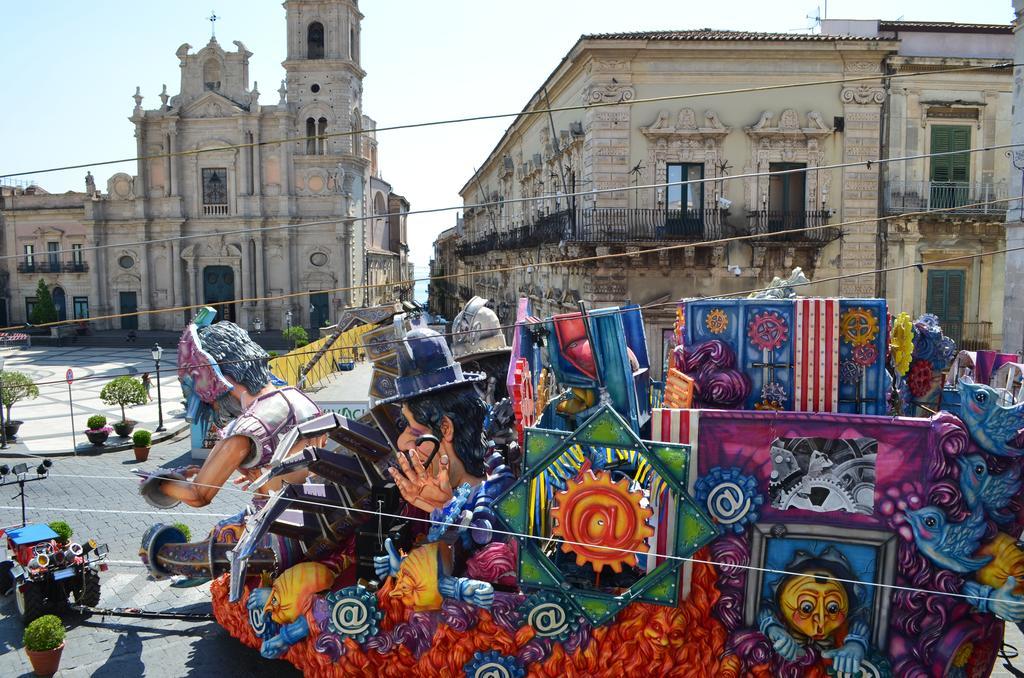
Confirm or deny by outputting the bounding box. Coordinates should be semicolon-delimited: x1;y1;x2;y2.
517;591;579;643
694;467;764;533
705;308;729;335
840;308;880;347
463;650;526;678
550;469;654;573
748;311;789;351
248;596;280;640
325;585;382;644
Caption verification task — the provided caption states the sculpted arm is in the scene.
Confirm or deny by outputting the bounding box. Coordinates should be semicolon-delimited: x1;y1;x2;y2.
161;434;252;507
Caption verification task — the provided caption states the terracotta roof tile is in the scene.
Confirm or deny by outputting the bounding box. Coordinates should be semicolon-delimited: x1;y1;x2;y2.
581;29;879;42
877;20;1011;34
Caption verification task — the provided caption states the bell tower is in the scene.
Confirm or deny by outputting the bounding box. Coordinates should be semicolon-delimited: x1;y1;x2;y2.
282;0;364;156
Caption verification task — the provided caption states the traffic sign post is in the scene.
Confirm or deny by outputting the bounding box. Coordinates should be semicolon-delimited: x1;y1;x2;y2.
66;369;76;455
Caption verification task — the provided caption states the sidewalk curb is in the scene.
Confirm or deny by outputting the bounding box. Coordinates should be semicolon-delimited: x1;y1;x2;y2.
3;421;190;458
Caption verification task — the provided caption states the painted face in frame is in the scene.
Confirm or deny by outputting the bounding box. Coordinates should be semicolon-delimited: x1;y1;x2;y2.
778;570;849;641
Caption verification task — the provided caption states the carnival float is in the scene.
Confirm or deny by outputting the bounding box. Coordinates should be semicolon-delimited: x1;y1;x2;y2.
134;273;1024;677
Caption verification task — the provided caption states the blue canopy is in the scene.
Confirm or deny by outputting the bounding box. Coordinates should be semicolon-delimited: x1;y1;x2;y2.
6;524;58;545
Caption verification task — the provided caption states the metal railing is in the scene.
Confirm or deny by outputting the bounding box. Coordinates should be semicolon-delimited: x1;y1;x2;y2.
457;207;727;256
747;210;838;243
884;180;1009;216
16;261;90;274
942;321;993;351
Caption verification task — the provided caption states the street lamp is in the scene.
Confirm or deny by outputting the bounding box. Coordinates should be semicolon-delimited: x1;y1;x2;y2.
285;310;293;330
151;343;165;432
0;354;7;449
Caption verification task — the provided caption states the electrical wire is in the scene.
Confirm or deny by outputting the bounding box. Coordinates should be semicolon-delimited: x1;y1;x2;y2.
9;234;1021;395
2;141;1017;264
1;186;1017;336
0;61;1011;181
13;469;1023;610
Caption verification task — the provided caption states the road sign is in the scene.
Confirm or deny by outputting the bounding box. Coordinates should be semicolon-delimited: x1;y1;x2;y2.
66;369;74;384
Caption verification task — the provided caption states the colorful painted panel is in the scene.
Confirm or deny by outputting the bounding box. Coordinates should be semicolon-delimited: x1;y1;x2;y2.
679;298;889;415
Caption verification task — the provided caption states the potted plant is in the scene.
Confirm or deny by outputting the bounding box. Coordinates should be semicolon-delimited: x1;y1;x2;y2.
99;376;146;437
47;521;72;544
0;371;39;440
23;614;65;676
132;429;152;462
283;325;309;349
85;415;111;446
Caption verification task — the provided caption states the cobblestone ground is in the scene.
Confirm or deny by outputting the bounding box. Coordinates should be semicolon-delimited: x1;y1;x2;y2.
0;435;299;676
1;426;1024;676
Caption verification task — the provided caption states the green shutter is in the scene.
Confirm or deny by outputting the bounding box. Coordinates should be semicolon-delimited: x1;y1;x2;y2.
945;270;964;322
930;125;971;183
926;270;946;316
926;269;965;323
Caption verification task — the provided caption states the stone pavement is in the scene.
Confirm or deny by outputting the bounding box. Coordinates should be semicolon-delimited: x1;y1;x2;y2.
0;346;186;456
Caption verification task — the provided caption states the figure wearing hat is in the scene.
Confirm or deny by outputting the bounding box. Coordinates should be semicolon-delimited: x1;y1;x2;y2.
451;296;512;405
373;320;515;607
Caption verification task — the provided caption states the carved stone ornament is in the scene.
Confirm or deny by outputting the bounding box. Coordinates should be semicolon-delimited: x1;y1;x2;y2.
744;110;833;139
584;83;635;104
841;86;885;105
640;108;731;139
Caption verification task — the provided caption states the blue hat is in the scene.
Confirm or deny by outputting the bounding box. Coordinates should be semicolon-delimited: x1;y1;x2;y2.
377;320;484;405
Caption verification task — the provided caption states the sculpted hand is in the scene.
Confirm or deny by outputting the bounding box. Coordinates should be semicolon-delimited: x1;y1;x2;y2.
966;576;1024;622
261;634;289;659
822;641;865;675
765;624;805;662
459;579;494;609
389;451;453;512
373;538;403;580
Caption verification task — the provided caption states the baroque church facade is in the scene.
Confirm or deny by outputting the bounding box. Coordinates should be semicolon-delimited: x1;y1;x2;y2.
0;0;410;332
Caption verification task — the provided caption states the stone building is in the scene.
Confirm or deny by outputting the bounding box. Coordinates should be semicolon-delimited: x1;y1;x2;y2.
0;0;410;333
428;216;464;322
823;20;1013;351
444;30;897;375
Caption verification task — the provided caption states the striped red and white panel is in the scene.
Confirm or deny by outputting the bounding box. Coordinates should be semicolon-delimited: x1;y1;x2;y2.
651;407;700;447
793;298;840;412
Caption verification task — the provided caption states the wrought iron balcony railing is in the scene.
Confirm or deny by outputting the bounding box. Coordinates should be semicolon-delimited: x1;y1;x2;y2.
456;207;727;256
747;210;838;243
17;261;89;274
942;321;993;351
883;180;1008;216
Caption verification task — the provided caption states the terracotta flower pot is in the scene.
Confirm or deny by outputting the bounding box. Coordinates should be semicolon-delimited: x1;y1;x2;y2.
26;641;63;676
133;446;150;462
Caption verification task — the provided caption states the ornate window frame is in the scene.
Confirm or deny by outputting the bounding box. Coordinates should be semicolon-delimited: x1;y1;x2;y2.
743;109;834;212
639;108;731;209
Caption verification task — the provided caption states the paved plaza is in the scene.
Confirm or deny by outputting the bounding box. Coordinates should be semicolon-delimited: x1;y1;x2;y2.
0;346;186;456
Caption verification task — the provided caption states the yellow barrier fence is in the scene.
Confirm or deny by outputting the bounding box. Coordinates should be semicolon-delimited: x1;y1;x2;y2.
268;323;374;388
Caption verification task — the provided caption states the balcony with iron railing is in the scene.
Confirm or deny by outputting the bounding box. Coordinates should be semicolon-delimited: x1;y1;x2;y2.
456;207;727;256
942;321;993;351
883;181;1009;217
202;203;230;216
16;261;89;274
747;210;838;243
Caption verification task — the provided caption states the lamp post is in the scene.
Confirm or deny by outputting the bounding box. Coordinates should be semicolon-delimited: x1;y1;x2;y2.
0;354;7;449
151;343;165;432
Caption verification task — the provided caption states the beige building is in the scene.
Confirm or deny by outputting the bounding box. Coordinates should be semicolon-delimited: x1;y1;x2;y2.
428;217;464;322
819;21;1014;351
0;0;410;334
446;30;897;374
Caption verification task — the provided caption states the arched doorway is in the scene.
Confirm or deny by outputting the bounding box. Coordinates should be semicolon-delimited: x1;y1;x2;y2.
52;286;67;322
203;265;235;322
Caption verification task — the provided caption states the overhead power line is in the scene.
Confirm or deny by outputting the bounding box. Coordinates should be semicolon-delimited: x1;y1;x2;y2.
0;61;1011;180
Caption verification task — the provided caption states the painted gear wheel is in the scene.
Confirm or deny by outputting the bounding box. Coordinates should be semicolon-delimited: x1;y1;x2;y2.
510;359;535;444
705;308;729;335
839;360;861;385
517;591;580;642
761;381;787;403
748;311;789;351
907;359;934;398
889;312;915;376
325;585;383;644
840;308;880;347
694;467;764;534
463;650;526;678
550;469;654;573
853;343;879;367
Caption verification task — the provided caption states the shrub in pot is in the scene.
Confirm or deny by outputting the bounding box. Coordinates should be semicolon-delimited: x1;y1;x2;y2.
99;376;146;437
85;415;111;446
23;614;65;676
47;521;72;544
132;429;152;462
0;371;39;440
172;522;192;542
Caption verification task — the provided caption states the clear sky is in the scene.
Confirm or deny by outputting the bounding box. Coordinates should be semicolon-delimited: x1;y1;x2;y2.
0;1;1012;269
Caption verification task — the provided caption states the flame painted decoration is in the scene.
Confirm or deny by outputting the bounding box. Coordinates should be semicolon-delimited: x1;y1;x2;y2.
550;469;655;574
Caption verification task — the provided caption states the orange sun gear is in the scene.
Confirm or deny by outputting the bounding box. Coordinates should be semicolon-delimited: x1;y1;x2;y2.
550;469;655;574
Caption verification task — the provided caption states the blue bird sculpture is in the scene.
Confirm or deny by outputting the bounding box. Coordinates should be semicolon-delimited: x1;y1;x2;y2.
904;505;992;574
957;454;1021;525
958;377;1024;458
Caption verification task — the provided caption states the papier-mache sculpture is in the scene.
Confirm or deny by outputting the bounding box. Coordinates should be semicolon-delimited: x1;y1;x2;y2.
137;290;1024;677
